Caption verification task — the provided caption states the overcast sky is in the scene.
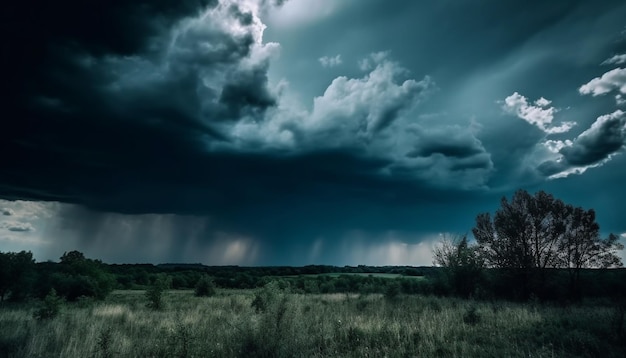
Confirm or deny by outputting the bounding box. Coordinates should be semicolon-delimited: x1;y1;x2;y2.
1;0;626;266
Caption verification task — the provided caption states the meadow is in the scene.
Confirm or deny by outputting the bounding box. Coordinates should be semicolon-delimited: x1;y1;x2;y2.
1;286;625;358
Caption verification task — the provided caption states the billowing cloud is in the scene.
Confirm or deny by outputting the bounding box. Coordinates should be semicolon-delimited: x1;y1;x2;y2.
602;54;626;65
560;110;626;165
1;0;281;208
3;0;626;265
306;55;432;140
265;0;344;28
398;125;494;189
232;53;434;150
230;53;494;188
319;54;342;68
2;208;13;216
579;68;626;98
538;110;626;178
503;92;575;134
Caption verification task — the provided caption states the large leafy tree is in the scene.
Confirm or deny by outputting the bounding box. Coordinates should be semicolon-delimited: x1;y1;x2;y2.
0;251;35;301
53;250;115;300
472;190;623;297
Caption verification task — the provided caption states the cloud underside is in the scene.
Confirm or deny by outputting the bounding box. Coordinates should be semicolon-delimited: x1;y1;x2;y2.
1;0;623;221
0;0;495;216
538;110;626;178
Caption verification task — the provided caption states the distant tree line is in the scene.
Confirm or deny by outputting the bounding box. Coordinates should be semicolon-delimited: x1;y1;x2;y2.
1;190;623;304
434;189;624;300
0;251;436;302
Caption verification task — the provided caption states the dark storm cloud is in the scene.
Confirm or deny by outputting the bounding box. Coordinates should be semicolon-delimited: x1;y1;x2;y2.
0;2;488;230
40;177;495;265
218;65;277;118
408;130;487;159
560;110;626;166
536;160;567;178
538;110;626;177
4;0;218;55
1;0;283;209
3;0;626;266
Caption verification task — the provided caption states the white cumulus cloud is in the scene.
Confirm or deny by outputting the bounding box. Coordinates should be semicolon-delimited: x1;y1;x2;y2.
579;67;626;98
503;92;575;134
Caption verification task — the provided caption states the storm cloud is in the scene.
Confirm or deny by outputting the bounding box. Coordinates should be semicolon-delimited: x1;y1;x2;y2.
2;0;626;265
539;110;626;177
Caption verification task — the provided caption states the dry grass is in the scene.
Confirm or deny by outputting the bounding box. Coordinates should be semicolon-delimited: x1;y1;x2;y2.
0;289;624;357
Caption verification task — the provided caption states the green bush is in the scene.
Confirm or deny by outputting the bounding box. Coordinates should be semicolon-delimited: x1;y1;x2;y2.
146;275;170;310
384;281;401;301
194;276;216;297
251;281;283;313
463;305;481;326
95;328;114;358
33;288;63;320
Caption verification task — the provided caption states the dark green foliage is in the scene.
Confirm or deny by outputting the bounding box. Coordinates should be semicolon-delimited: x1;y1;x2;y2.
0;251;35;302
171;322;191;358
384;281;401;301
462;306;481;325
33;288;63;320
95;328;114;358
251;281;281;313
194;276;216;297
146;275;170;310
31;251;116;301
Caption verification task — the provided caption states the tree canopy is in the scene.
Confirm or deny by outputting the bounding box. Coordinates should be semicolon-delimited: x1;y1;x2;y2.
472;189;623;297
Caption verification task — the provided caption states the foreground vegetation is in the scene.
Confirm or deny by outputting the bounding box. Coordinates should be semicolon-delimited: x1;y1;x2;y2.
1;287;625;358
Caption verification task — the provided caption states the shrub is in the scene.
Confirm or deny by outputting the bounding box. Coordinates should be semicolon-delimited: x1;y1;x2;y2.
463;305;481;326
170;321;191;358
194;276;216;297
95;328;114;358
33;288;63;320
146;275;170;310
384;281;401;301
251;281;282;313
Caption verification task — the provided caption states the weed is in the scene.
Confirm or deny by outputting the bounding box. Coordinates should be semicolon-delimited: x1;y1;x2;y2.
146;275;169;310
463;305;481;326
33;288;63;320
95;328;114;358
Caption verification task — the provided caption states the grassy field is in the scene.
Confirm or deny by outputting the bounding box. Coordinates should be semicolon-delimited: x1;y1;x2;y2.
1;288;624;357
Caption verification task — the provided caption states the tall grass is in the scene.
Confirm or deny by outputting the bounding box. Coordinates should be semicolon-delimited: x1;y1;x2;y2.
0;289;623;357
